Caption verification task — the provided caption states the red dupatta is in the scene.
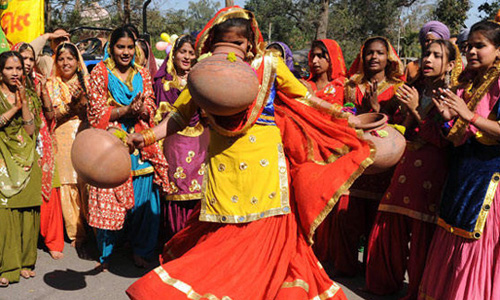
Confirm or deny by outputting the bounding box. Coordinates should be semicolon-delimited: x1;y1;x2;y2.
196;6;374;244
306;39;347;105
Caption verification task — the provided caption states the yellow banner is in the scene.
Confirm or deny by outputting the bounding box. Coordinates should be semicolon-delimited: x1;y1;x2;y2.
1;0;44;45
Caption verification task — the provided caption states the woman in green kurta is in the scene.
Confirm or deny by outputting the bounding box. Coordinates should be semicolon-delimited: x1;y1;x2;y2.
0;51;42;287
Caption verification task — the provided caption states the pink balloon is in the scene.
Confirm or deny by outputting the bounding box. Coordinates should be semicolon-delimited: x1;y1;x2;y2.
156;41;168;51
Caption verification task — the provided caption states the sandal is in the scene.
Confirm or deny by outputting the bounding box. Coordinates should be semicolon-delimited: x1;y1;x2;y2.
0;277;8;287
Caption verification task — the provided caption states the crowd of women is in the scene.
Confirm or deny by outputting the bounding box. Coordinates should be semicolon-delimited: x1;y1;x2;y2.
0;4;499;300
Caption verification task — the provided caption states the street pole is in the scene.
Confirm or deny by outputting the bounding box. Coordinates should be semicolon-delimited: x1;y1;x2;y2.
268;22;272;42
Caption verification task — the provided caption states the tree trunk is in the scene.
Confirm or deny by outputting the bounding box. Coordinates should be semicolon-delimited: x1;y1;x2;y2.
75;0;80;12
45;0;51;30
225;0;234;7
115;0;123;20
123;0;131;24
316;0;329;39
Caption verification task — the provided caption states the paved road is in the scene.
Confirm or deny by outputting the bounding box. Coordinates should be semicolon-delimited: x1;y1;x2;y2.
1;241;405;300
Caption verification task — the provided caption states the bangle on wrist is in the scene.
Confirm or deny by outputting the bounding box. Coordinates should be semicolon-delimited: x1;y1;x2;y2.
0;115;8;127
140;128;156;146
22;118;34;126
470;113;480;125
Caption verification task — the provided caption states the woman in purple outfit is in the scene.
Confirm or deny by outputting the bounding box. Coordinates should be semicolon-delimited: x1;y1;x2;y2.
153;35;209;240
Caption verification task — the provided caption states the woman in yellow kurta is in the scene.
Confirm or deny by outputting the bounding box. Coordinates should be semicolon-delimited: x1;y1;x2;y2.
46;43;89;248
126;6;373;300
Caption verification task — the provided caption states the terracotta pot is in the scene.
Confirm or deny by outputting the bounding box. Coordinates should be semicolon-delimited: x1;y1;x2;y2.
355;113;406;174
71;128;131;188
187;42;259;116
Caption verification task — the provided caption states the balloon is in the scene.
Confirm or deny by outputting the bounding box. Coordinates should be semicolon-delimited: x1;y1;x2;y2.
165;44;172;54
160;32;170;43
156;41;168;51
170;34;179;43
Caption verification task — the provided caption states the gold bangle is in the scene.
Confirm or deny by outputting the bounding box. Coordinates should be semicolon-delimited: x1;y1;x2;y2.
0;115;7;127
22;118;34;125
140;128;156;146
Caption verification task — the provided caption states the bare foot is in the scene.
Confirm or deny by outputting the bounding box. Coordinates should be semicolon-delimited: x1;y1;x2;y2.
0;277;8;287
70;240;76;248
133;255;148;268
95;262;109;272
49;250;64;260
20;269;35;279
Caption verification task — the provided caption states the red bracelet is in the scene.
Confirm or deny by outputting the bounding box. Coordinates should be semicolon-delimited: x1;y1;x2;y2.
470;113;480;125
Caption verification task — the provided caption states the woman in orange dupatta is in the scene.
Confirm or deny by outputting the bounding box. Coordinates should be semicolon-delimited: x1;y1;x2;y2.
328;37;406;276
303;39;346;106
126;6;373;300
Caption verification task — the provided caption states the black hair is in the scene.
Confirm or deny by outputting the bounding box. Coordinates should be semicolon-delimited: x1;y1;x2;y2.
426;39;457;63
310;40;332;80
17;43;36;59
469;21;500;48
362;37;392;78
173;35;196;54
0;51;26;80
55;42;87;95
124;24;140;39
310;40;329;60
109;26;137;52
136;39;149;60
267;43;285;58
209;18;255;56
363;37;389;58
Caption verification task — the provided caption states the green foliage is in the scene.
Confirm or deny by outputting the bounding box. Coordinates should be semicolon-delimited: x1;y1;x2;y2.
433;0;471;33
478;1;500;21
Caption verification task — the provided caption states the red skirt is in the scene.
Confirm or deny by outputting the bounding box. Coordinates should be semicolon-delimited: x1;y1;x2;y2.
127;207;347;300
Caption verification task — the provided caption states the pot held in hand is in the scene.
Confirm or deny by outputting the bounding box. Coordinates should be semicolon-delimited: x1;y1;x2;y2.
187;42;259;116
355;113;406;174
71;127;131;188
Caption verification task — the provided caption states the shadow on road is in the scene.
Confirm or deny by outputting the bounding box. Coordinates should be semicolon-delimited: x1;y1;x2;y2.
43;268;100;290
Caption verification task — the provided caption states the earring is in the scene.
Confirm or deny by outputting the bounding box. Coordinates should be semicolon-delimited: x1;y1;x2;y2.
245;44;254;61
444;71;451;87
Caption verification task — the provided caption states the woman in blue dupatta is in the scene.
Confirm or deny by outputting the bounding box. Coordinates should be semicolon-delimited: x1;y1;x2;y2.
87;26;169;270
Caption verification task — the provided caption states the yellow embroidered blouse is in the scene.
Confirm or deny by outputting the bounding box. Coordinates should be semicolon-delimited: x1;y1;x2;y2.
171;55;308;223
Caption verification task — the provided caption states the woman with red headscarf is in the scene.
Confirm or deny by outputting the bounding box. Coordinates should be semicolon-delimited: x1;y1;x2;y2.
126;6;373;300
302;39;346;106
328;37;406;277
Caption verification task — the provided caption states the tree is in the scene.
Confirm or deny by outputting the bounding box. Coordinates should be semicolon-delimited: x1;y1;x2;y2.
185;0;220;33
479;1;500;21
433;0;471;33
316;0;329;39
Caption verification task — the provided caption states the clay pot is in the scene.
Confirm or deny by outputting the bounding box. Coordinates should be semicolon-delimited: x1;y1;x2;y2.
71;128;131;188
355;113;406;174
187;42;259;116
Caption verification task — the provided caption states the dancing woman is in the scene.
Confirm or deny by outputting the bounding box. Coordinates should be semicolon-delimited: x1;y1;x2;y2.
127;6;373;300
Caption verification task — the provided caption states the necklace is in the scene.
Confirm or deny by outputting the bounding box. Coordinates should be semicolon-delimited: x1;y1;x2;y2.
1;88;15;103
